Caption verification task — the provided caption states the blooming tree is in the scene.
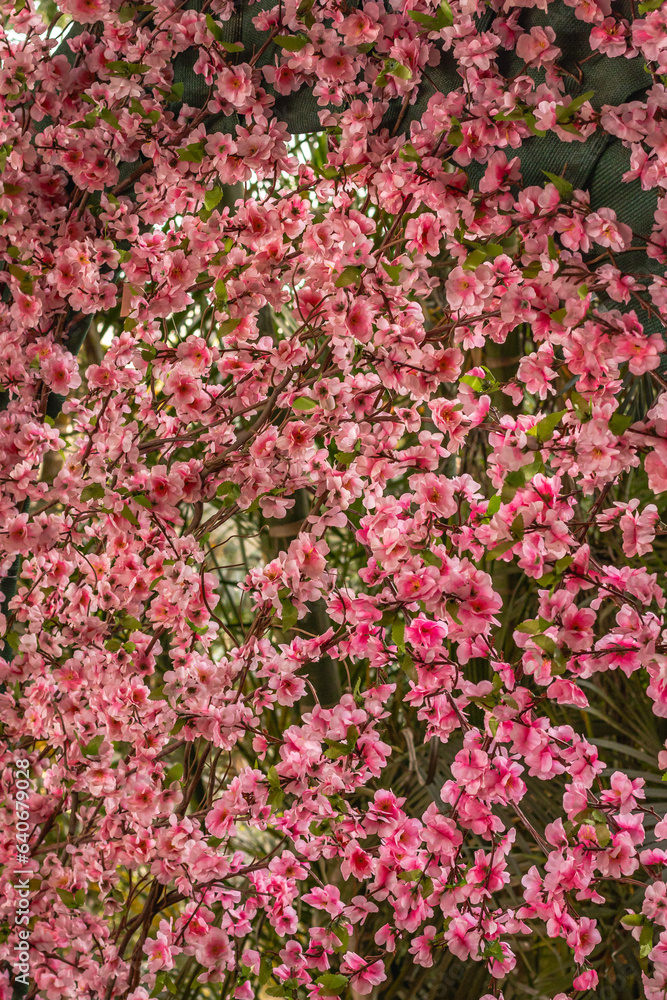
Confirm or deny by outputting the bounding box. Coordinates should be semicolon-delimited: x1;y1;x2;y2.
1;0;667;999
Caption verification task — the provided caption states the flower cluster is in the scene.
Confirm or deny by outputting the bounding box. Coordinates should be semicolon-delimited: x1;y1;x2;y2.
0;0;667;998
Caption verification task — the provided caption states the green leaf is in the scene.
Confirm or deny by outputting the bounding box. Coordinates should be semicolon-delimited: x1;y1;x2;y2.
640;923;654;959
1;631;17;656
461;373;483;391
259;960;273;987
279;597;298;631
463;248;487;271
105;639;122;652
204;186;223;212
296;0;315;26
151;972;169;997
292;397;317;410
220;40;245;52
206;13;223;39
510;513;524;540
186;619;208;635
139;343;157;361
265;987;286;998
559;90;595;120
543;171;573;200
559;122;583;136
516;617;550;635
484;243;504;259
398;870;421;881
609;412;634;436
83;735;103;757
401;653;417;681
392;618;405;653
533;634;557;656
81;484;105;502
331;925;349;952
484;939;505;961
214;316;241;339
106;61;150;76
486;494;501;517
335;451;356;466
517;457;544;484
447;117;463;147
522;260;542;279
120;505;139;526
213;279;228;303
621;913;645;927
527;410;565;442
121;615;142;630
275;34;309;51
56;889;78;908
335;266;362;287
165;763;183;782
639;0;662;9
446;600;462;624
408;0;453;28
389;59;412;79
399;143;421;163
376;58;413;86
99;107;121;130
177;141;205;163
133;493;152;509
382;262;403;282
486;539;516;561
524;113;547;137
316;973;350;996
158;82;184;102
7;263;27;282
595;822;611;848
217;481;240;498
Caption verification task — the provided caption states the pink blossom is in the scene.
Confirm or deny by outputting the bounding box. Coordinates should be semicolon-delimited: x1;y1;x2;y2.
340;953;387;995
516;26;560;65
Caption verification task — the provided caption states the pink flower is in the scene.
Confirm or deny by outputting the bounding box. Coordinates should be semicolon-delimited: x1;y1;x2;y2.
568;917;601;964
516;26;561;65
573;969;599;990
590;18;628;56
585;208;632;251
194;927;232;969
10;292;42;329
302;886;344;918
340;953;387;995
446;266;490;312
345;300;373;341
405;214;442;257
144;930;176;972
339;7;381;45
